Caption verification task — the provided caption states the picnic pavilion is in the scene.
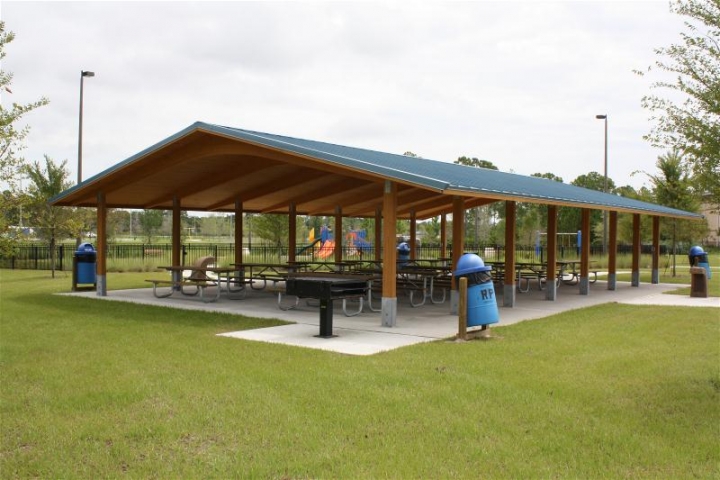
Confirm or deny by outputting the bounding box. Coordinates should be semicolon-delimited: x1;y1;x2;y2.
50;122;703;326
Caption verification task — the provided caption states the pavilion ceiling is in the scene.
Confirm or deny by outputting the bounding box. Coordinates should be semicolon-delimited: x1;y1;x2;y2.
55;129;476;220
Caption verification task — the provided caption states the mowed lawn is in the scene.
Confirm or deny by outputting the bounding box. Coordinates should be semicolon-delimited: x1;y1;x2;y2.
1;270;718;479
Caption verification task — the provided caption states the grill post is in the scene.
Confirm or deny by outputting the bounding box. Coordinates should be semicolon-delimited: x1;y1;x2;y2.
317;298;336;338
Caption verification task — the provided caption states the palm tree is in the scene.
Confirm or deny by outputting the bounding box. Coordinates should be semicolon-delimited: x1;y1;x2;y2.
647;149;705;275
23;156;77;278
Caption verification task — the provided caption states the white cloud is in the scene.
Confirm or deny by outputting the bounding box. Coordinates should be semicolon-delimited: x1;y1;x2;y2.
2;0;687;190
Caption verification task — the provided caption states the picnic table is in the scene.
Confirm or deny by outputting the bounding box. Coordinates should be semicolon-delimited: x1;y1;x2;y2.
351;263;452;310
485;260;598;292
147;259;246;302
232;262;308;290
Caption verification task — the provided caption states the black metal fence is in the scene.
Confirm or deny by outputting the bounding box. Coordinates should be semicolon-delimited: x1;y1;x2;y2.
0;242;674;272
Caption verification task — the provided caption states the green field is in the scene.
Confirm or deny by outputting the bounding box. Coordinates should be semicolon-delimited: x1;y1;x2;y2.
1;270;718;478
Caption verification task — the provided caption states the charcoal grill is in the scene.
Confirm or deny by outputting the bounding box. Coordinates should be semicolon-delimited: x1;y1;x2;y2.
285;276;368;338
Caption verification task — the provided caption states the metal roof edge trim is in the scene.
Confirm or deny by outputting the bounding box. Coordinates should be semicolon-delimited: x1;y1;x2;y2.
202;123;450;192
443;187;702;219
50;122;206;205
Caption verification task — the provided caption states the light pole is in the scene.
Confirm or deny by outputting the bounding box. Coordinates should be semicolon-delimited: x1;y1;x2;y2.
78;70;95;184
595;114;608;255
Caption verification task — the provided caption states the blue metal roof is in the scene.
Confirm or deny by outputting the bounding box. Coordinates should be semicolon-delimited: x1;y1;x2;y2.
203;123;701;219
50;121;702;220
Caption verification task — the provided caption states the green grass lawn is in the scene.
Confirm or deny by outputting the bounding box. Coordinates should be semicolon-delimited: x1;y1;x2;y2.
611;270;720;297
1;270;718;478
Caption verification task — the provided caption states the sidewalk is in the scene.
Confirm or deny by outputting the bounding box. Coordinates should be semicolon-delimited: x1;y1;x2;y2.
68;280;718;356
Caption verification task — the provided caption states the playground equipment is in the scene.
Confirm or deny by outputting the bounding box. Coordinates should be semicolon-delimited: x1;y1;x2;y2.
298;226;373;259
346;229;372;256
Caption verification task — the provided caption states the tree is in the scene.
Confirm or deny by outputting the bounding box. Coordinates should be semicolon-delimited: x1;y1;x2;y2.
615;186;656;247
22;157;79;278
454;156;501;246
638;0;720;205
523;173;565;245
138;210;165;243
561;172;618;245
644;150;708;274
251;213;290;259
418;216;441;245
0;21;49;256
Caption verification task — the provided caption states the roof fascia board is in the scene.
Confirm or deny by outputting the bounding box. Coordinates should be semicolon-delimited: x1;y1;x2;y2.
50;122;206;205
442;188;702;220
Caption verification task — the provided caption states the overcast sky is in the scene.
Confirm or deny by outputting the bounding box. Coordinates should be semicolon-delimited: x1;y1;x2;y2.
3;1;684;193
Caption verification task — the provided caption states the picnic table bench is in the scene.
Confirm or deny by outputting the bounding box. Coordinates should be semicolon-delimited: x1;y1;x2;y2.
147;256;247;302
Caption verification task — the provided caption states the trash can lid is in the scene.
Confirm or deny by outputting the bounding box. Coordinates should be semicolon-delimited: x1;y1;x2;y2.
454;253;491;276
689;245;704;256
77;242;95;252
397;242;410;253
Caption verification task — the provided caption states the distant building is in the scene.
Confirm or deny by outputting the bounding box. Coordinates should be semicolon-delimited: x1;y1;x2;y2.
701;203;719;247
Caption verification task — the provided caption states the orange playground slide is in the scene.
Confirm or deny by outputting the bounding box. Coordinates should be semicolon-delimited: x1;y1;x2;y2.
316;240;335;259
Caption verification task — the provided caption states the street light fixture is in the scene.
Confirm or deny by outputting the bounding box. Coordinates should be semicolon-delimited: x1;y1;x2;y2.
78;70;95;184
596;114;608;254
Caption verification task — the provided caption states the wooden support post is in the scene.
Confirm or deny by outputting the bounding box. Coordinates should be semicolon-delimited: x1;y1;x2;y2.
172;197;182;287
96;191;107;296
381;181;397;327
440;213;447;261
289;203;297;264
235;200;243;266
651;216;660;284
334;206;343;264
608;211;617;290
579;208;591;295
504;201;516;307
632;213;641;287
409;210;417;261
546;205;558;301
172;197;181;266
450;196;465;314
457;277;468;341
375;207;382;262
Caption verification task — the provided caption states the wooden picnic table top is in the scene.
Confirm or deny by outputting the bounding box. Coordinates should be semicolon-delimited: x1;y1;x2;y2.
158;265;241;273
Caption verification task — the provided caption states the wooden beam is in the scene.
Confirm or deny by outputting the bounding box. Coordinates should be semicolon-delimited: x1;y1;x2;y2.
374;207;382;262
652;216;660;284
382;181;398;327
382;182;397;298
235;200;243;265
396;195;453;217
206;165;319;210
145;159;276;208
309;182;383;216
289;203;297;263
580;208;591;294
632;213;641;287
409;210;417;260
546;205;557;300
440;214;447;260
608;210;618;290
334;206;343;264
96;191;107;296
172;197;182;267
260;174;357;213
504;201;516;307
450;197;465;290
410;196;494;221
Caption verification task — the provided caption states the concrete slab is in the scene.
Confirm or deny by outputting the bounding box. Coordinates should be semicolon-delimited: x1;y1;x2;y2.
64;279;718;356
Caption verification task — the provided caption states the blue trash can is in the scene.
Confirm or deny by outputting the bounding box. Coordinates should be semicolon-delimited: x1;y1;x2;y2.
397;242;410;266
454;253;499;327
689;246;712;280
75;243;97;284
